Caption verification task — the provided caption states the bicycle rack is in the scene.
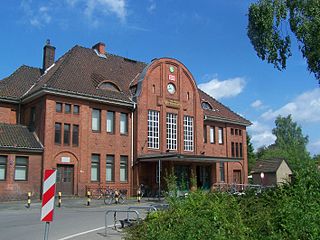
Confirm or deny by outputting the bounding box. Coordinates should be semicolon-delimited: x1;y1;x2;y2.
105;209;140;237
126;206;157;220
150;203;169;210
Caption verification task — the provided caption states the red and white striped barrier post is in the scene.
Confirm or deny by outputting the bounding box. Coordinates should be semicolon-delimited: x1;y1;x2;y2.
41;169;57;240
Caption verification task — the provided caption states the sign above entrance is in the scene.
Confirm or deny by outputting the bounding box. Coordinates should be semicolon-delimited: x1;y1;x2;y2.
61;157;70;163
165;99;180;109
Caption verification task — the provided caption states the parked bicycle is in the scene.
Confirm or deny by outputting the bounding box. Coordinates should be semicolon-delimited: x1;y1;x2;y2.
104;189;127;205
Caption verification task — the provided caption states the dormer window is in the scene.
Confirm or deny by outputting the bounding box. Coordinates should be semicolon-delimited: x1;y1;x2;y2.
98;81;121;92
202;101;213;110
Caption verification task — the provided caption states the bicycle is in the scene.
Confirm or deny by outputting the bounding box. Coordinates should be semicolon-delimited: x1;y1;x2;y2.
104;189;127;205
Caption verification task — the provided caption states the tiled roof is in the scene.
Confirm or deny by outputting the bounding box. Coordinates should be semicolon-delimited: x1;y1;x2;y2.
251;158;288;173
25;46;147;104
0;65;41;101
198;89;251;126
0;123;43;152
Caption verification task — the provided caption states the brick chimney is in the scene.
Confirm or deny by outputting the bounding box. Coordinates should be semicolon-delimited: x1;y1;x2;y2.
92;42;106;55
42;39;55;72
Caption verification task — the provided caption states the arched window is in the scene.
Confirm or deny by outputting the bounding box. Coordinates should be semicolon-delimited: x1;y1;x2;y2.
201;101;213;110
98;81;120;91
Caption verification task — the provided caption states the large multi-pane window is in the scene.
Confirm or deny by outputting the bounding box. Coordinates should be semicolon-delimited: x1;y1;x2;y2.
91;154;100;181
166;113;177;150
64;124;70;145
148;110;159;149
210;126;215;143
120;113;128;134
106;111;115;133
184;116;193;151
0;156;7;181
218;127;224;144
120;156;128;182
72;124;79;146
220;162;225;182
55;123;62;144
14;156;28;181
92;109;101;131
106;155;114;182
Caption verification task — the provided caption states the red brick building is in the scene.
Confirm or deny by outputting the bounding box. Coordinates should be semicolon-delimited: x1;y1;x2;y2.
0;41;250;200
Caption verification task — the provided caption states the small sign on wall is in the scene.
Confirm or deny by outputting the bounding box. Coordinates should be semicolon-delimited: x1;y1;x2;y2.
168;74;176;81
61;157;70;163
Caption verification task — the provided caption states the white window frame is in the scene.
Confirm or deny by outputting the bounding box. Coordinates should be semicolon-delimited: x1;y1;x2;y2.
0;155;7;181
210;126;215;143
184;116;194;151
106;111;115;133
148;110;160;149
218;127;224;144
120;113;128;134
166;113;178;150
92;109;101;131
120;156;128;182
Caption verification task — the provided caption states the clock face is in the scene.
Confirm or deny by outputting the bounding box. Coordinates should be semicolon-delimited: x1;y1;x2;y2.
167;83;176;94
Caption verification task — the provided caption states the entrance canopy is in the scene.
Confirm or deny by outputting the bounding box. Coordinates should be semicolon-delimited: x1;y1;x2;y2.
137;153;242;163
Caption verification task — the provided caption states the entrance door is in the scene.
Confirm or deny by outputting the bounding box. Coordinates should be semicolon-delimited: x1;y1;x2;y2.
56;165;74;195
196;166;211;189
233;170;242;184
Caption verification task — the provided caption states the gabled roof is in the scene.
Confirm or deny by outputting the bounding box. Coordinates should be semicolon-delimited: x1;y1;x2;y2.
251;158;290;174
0;65;41;101
24;46;147;105
0;123;43;152
198;89;251;126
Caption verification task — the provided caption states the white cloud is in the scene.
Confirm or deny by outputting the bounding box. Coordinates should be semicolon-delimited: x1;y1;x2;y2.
248;121;276;151
76;0;127;24
147;0;156;13
261;88;320;122
20;0;52;28
251;100;263;109
198;77;246;100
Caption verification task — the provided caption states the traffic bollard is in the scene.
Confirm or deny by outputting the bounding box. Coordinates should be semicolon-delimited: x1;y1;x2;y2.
115;190;119;204
58;192;62;207
137;189;141;203
26;192;31;208
87;191;91;206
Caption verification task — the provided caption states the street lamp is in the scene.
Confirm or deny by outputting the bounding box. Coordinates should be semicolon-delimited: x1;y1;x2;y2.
260;172;264;186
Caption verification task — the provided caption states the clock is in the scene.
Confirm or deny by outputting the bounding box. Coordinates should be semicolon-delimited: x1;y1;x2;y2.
167;83;176;94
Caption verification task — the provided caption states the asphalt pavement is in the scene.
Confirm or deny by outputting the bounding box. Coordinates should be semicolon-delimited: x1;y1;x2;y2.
0;197;166;240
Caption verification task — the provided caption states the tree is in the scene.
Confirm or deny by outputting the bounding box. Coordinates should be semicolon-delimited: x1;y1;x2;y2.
248;0;320;80
258;115;310;171
247;134;256;172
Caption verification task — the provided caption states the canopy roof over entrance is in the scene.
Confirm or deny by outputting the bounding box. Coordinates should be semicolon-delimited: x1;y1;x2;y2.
137;153;242;163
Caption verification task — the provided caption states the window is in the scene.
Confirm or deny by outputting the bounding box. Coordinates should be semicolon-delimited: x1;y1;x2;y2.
14;156;28;181
235;129;239;135
148;110;160;149
91;154;100;181
64;124;70;145
65;104;71;114
239;129;242;136
73;105;80;114
184;116;194;151
92;109;101;131
120;156;128;182
202;102;213;110
236;143;239;157
0;156;7;181
203;125;207;143
106;155;114;182
231;142;235;157
106;111;115;133
56;102;62;112
210;126;215;143
55;123;62;144
166;113;177;150
120;113;128;134
231;128;234;135
220;162;225;182
239;143;243;158
72;125;79;146
218;127;224;144
98;82;120;91
29;107;36;127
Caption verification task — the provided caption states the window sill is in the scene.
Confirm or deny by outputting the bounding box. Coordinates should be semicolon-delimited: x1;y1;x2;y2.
120;133;129;136
92;130;101;133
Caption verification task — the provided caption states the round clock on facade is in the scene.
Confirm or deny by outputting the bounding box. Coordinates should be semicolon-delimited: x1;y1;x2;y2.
167;83;176;94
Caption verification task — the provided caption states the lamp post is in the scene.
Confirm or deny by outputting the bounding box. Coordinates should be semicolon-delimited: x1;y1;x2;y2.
260;172;265;187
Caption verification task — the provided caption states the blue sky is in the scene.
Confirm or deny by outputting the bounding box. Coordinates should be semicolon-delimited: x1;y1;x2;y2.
0;0;319;155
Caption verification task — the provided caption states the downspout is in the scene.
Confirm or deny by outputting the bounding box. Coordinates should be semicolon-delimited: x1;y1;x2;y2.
18;101;21;124
131;102;136;196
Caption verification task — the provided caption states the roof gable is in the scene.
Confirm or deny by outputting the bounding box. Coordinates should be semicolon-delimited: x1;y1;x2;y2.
251;158;289;173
